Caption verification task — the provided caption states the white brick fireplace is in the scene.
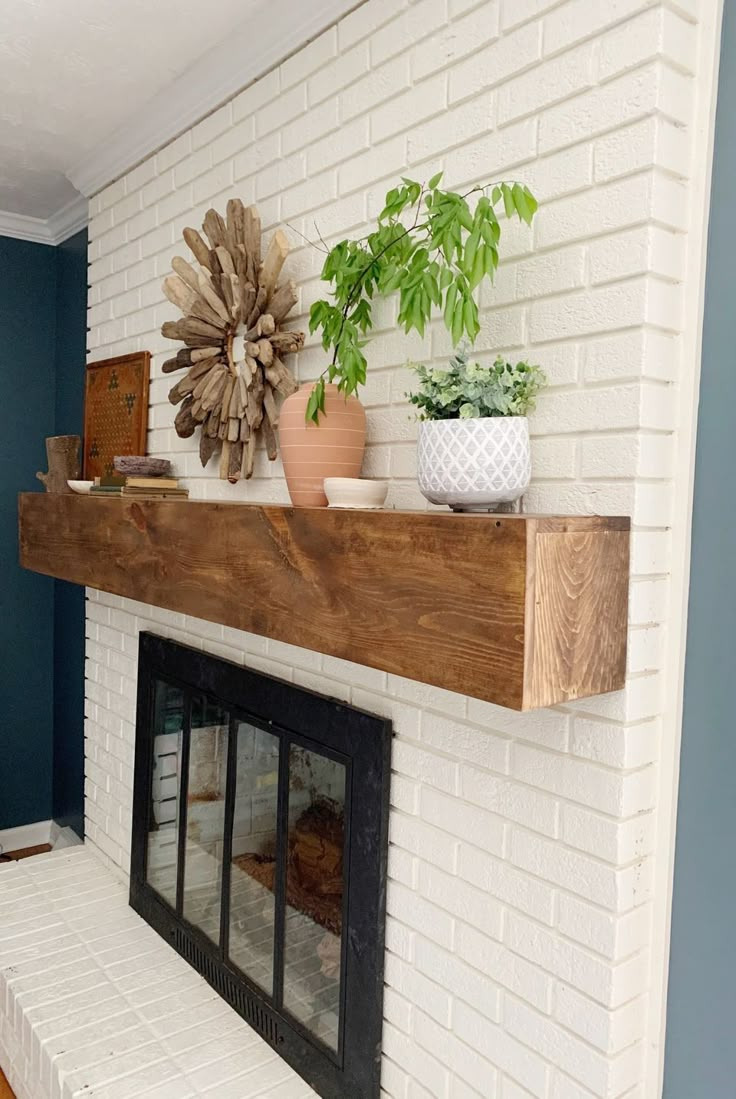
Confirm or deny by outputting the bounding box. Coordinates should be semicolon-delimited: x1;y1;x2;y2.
51;1;725;1097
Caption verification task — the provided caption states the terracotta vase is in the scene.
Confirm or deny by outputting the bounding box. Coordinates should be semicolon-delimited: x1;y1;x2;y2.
279;383;366;507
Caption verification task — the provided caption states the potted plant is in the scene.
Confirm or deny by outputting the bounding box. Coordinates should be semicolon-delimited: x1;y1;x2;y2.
278;172;538;505
409;346;547;511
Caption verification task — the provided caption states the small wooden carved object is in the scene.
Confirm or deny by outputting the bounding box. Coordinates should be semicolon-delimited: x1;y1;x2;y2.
161;200;304;483
36;435;80;493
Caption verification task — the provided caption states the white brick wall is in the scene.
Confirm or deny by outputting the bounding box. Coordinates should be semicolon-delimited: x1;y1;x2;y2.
80;1;719;1097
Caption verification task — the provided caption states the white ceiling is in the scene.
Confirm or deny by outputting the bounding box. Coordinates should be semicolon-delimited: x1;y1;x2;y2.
0;0;361;237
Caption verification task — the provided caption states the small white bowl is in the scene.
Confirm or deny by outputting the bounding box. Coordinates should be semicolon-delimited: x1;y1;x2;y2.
67;480;94;494
324;478;388;509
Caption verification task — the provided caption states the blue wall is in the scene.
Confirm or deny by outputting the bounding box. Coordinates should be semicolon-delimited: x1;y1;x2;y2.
0;237;58;829
53;230;88;837
663;5;736;1095
0;229;87;834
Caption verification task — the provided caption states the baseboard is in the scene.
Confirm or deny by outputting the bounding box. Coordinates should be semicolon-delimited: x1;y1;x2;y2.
49;822;83;850
0;820;52;854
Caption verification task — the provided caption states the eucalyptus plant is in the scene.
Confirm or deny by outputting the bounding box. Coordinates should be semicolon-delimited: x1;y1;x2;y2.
408;345;547;421
306;171;538;422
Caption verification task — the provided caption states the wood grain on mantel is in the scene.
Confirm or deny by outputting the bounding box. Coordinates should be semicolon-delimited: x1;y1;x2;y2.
18;494;629;711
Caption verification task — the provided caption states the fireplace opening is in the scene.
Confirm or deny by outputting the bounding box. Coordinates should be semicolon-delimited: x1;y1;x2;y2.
130;633;392;1099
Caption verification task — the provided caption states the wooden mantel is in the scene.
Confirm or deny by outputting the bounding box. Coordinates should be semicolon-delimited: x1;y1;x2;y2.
18;493;630;711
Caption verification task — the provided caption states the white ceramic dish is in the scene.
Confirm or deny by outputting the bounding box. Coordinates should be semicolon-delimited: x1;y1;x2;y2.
67;480;94;494
324;478;388;509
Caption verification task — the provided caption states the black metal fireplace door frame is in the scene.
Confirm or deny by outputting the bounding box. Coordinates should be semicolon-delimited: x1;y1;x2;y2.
130;631;392;1099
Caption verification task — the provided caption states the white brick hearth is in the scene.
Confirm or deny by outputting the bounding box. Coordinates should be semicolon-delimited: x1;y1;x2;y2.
1;0;720;1097
0;847;316;1099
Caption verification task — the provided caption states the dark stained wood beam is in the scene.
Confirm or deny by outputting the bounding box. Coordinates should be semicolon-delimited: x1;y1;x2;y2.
18;494;629;711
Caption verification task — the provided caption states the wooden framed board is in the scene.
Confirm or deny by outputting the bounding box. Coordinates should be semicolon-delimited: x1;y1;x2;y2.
83;352;150;479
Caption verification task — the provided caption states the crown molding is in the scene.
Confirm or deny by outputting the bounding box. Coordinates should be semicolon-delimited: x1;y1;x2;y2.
67;0;365;199
0;194;88;246
47;194;89;243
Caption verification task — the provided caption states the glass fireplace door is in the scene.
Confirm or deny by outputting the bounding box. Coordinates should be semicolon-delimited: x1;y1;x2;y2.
143;686;349;1053
132;633;390;1099
228;721;280;995
181;697;228;944
225;731;348;1054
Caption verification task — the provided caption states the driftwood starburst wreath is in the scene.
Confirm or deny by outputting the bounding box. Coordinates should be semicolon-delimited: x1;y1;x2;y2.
161;200;304;481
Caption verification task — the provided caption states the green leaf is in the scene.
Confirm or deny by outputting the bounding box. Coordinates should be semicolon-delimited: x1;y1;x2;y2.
443;282;458;329
309;300;325;334
470;247;485;290
458;201;474;232
512;183;532;225
502;184;515;220
464;226;481;275
428;170;443;189
463;295;480;340
305;379;325;424
452;297;465;346
523;186;538;217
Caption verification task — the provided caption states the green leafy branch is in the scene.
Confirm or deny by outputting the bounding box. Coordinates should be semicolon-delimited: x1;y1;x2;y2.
306;172;538;422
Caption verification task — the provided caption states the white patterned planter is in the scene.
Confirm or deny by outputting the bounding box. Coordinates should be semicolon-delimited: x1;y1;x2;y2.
417;416;531;511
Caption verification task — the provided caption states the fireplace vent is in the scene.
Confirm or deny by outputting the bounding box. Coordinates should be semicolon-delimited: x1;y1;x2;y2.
173;925;283;1047
130;633;391;1099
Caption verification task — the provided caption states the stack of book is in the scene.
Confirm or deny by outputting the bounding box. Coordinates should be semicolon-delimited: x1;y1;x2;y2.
90;474;189;500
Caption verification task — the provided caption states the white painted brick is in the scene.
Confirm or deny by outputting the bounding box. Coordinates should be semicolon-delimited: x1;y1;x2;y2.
590;225;685;285
280;27;337;89
599;9;665;80
449;21;542;103
407;89;495;165
416;1010;501;1095
498;41;594;124
461;757;559;834
255;84;307;138
501;0;562;31
440;118;538;190
536;173;653;251
555;984;647;1055
543;0;656;55
458;844;556;924
418;861;504;937
506;998;612;1095
420;711;511;773
306;116;370;175
371;0;450;67
386;954;452;1027
383;1020;451;1097
454;1000;550;1096
338;134;407;195
283;98;339;155
232;68;280;123
563;802;655;864
371;73;448;143
392;739;459;793
466;698;570;751
539;66;661;154
411;2;500;81
308;41;370;105
420;786;505;855
191;102;232;150
531;280;654;343
456;922;553;1013
79;2;709;1095
510;828;621;908
390;810;459;873
512;741;652;816
155;132;192;174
